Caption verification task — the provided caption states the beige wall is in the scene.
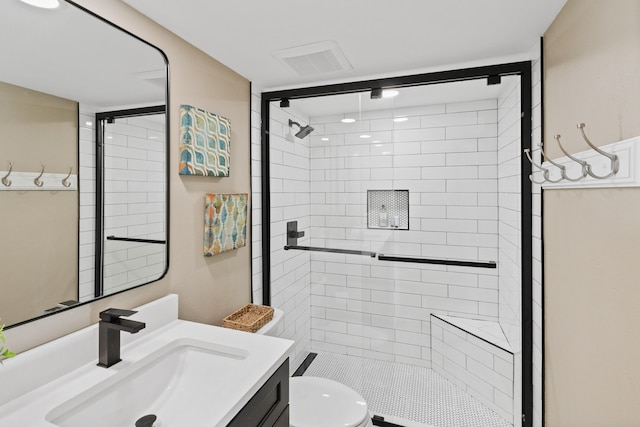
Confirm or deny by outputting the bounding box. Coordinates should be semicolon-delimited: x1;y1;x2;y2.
543;1;640;425
0;82;78;326
5;0;251;352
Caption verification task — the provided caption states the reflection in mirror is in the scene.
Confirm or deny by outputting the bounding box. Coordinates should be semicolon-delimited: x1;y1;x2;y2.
0;1;168;327
95;107;167;299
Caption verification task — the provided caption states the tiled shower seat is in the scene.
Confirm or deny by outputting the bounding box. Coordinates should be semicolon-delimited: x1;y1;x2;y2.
431;314;514;424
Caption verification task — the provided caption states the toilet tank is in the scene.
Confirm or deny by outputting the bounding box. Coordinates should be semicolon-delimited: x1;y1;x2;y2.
255;307;284;337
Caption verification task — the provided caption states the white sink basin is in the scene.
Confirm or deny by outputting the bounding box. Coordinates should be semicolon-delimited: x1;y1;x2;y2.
46;338;249;427
0;296;293;427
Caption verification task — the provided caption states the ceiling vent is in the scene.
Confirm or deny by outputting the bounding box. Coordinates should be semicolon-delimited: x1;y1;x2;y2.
272;40;353;77
134;69;166;88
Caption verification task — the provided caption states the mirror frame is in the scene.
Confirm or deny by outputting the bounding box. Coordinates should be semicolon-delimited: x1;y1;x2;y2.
6;0;170;329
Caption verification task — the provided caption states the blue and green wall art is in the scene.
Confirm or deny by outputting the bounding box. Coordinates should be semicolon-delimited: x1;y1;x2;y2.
204;193;248;256
179;104;231;176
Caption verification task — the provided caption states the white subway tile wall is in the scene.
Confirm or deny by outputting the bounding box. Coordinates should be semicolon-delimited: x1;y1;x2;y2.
78;108;166;301
308;99;503;368
78;107;97;301
431;315;514;423
497;76;524;426
251;90;263;304
268;104;313;374
498;77;523;351
102;115;166;295
531;52;544;427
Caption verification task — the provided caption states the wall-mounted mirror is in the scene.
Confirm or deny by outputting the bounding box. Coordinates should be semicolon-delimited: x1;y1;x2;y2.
0;0;168;327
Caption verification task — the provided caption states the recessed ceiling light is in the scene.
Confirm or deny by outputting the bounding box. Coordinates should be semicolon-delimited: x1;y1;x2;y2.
360;134;371;139
321;137;329;141
19;0;60;9
382;90;399;98
85;121;93;127
341;118;356;123
393;117;408;122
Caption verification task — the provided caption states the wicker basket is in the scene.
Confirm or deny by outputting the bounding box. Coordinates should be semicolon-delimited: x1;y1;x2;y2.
222;304;274;333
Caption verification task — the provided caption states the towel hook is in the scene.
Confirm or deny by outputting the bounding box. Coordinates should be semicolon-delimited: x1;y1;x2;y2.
577;123;619;179
535;143;564;183
34;164;46;187
62;166;73;188
523;149;548;185
553;134;589;180
2;162;13;187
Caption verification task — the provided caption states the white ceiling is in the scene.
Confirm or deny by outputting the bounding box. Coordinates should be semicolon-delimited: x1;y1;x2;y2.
1;1;166;109
123;0;567;91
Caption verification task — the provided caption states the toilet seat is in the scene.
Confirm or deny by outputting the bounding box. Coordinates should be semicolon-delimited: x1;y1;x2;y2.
289;377;371;427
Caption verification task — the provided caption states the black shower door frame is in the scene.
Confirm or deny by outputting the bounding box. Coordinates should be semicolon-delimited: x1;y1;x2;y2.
260;61;533;427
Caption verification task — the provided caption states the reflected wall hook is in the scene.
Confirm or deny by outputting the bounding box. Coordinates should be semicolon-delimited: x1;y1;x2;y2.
577;123;620;179
62;166;73;188
2;162;13;187
553;134;589;180
34;164;46;187
524;149;547;185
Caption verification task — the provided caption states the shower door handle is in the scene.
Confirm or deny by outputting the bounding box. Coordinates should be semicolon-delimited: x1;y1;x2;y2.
287;221;305;245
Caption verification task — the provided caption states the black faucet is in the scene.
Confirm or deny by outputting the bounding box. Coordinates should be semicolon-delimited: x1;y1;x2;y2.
97;308;146;368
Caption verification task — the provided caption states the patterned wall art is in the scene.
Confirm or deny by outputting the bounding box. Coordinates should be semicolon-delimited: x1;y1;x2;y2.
179;104;231;176
204;193;248;256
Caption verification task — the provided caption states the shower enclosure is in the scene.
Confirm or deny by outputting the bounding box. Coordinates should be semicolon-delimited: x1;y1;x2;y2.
260;63;532;427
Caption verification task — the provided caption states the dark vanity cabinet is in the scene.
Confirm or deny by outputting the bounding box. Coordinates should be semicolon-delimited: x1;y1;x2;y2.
227;359;289;427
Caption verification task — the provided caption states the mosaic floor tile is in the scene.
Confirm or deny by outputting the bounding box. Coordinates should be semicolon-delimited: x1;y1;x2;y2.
303;352;512;427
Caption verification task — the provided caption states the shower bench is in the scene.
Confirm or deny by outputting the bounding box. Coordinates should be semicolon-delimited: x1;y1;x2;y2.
430;314;515;424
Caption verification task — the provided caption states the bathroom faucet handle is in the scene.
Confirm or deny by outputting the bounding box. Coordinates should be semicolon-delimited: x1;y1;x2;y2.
99;308;138;322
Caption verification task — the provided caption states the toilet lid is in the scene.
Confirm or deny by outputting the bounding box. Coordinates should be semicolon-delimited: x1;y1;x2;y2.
290;377;369;427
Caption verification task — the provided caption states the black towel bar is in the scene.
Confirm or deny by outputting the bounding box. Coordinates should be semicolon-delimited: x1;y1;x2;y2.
377;254;496;269
284;245;377;257
106;236;166;245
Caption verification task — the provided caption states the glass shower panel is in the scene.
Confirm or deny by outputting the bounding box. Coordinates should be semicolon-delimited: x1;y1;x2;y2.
100;113;167;296
268;75;523;426
304;92;372;409
267;100;314;373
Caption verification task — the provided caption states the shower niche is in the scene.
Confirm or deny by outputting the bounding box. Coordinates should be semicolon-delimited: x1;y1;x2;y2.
367;189;409;230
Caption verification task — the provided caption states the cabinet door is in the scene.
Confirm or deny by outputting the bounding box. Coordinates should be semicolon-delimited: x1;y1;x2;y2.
227;359;289;427
272;405;289;427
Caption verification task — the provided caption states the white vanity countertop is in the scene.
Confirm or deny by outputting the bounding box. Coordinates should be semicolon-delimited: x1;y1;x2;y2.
0;296;293;427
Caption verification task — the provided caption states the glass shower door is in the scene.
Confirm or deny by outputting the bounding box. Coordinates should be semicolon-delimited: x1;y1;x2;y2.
96;108;167;297
266;72;526;427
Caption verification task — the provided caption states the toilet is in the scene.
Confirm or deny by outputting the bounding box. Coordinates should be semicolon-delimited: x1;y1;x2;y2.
256;308;373;427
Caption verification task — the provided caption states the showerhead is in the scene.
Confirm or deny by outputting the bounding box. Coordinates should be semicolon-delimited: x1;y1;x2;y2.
289;119;315;139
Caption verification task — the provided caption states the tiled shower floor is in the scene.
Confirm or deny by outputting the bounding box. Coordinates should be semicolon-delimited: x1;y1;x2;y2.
302;352;512;427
